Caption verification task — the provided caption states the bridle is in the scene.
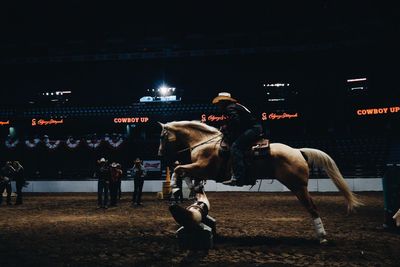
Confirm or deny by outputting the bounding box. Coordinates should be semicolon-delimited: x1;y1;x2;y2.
176;133;223;154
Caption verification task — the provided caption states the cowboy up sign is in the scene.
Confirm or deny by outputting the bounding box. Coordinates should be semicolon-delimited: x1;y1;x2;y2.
113;117;149;123
356;106;400;116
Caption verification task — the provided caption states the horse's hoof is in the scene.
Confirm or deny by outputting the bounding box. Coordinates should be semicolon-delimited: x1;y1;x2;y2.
169;204;198;229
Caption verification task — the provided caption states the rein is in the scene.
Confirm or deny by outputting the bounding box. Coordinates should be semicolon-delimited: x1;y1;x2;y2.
176;133;223;154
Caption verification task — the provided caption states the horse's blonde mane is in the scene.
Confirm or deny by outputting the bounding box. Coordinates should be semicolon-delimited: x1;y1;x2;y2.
166;120;220;136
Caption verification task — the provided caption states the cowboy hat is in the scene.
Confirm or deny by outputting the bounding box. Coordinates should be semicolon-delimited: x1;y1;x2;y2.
212;92;237;104
99;158;106;163
111;162;118;168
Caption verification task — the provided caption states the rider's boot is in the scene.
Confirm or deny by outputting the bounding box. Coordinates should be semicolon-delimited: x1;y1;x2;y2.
222;144;245;186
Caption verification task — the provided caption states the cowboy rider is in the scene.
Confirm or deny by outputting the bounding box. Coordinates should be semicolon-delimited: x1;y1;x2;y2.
212;92;262;186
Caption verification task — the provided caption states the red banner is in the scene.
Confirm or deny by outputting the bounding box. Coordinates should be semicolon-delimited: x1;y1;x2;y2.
201;114;227;122
32;118;64;126
262;112;299;120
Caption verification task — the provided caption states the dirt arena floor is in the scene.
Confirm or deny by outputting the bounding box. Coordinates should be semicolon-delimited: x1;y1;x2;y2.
0;192;399;267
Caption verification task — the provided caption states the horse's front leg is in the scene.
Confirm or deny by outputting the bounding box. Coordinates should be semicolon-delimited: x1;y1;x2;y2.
173;161;208;179
170;172;196;199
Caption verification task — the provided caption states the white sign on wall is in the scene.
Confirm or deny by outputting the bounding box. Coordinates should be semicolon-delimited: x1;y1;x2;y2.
143;160;161;171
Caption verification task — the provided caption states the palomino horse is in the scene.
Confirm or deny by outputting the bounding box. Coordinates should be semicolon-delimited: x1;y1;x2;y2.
158;121;363;243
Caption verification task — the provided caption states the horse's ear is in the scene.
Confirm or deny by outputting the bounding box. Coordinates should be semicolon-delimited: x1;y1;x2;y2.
157;121;164;128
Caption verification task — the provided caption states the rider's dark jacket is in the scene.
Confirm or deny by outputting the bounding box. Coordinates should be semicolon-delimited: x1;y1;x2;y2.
221;102;258;142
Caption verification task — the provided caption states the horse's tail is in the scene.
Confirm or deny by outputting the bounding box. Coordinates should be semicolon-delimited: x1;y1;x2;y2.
300;148;364;212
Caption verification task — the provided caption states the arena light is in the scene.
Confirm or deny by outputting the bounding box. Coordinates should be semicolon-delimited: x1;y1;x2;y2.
347;78;367;83
43;90;72;96
267;98;285;102
159;86;169;96
265;83;288;87
141;83;180;102
350;86;364;91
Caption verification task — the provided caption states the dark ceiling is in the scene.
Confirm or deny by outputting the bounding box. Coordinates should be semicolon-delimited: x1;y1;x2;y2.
0;1;397;105
0;1;395;53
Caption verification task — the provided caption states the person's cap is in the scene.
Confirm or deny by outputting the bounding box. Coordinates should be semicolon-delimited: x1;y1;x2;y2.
135;158;141;163
212;92;237;104
111;162;118;168
99;158;106;163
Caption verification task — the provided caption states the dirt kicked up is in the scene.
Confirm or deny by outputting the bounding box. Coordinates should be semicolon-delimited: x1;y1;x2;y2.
0;192;399;267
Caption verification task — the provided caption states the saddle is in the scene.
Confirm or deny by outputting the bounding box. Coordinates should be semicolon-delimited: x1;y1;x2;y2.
219;137;270;159
218;137;270;186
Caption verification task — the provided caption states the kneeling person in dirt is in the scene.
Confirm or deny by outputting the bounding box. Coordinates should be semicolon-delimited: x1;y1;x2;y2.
170;184;210;229
212;92;263;186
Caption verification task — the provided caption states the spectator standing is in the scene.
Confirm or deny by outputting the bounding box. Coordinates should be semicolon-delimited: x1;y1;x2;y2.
131;158;146;206
13;161;26;205
94;158;111;209
117;163;122;200
110;162;123;207
380;164;400;231
0;161;14;206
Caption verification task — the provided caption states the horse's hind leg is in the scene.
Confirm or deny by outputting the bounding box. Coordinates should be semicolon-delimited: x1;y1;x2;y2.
293;186;328;243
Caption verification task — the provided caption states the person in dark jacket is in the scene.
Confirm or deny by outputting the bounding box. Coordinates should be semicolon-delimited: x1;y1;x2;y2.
131;158;146;206
117;163;122;200
0;161;14;206
212;92;262;186
12;161;25;205
94;158;111;209
109;162;123;207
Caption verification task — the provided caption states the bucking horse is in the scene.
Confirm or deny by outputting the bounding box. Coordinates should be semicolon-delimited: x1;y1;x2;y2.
158;120;363;243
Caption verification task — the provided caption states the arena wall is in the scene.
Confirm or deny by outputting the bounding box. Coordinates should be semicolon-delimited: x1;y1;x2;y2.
14;178;382;193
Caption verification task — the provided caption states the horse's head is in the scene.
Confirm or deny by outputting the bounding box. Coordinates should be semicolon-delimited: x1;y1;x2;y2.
158;120;221;162
157;122;177;157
